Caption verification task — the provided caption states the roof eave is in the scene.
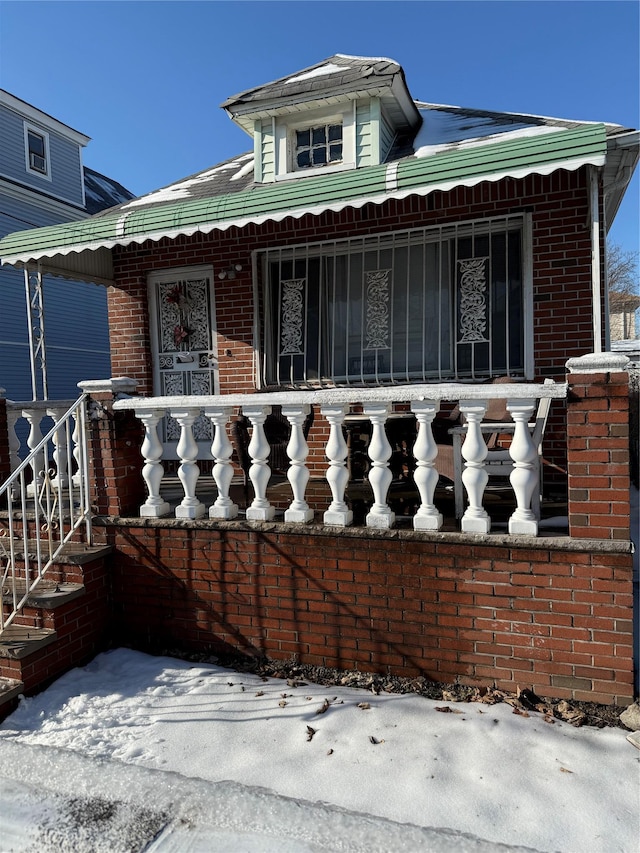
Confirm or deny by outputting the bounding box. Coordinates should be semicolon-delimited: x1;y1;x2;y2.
0;124;609;285
604;130;640;230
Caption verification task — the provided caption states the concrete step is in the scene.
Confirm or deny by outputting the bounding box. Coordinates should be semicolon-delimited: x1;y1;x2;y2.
0;676;24;717
0;542;112;565
0;625;57;660
2;581;85;610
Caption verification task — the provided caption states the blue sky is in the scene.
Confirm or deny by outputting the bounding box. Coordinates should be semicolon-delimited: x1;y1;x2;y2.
1;0;638;253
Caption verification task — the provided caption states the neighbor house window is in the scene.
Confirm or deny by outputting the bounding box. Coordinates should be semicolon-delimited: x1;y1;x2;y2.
25;125;50;177
260;216;530;387
294;123;343;169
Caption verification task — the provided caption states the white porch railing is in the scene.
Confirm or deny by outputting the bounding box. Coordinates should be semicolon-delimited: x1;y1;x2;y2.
113;382;567;537
0;396;92;633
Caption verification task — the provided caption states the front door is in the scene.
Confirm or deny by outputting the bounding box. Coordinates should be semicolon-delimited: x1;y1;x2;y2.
149;265;219;459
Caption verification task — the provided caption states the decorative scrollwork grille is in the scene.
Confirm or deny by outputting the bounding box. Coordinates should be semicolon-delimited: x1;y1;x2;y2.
457;257;489;344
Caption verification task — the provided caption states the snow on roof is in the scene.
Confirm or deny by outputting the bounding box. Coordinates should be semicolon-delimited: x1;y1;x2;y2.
334;52;398;63
284;62;347;84
83;168;135;214
118;155;254;210
414;109;566;158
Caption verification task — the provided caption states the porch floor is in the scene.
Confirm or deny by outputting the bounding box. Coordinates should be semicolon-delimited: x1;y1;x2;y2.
158;475;570;535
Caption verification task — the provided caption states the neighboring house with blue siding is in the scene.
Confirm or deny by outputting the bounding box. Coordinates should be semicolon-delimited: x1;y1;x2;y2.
0;90;134;401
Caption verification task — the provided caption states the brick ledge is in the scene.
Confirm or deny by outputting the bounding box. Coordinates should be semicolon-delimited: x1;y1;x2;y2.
92;515;633;554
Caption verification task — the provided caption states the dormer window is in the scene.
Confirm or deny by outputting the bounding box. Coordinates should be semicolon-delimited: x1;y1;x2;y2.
25;124;50;179
223;54;422;184
295;123;343;169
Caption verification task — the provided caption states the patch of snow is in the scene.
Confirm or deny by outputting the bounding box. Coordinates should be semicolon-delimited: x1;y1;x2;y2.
119;155;254;209
414;109;565;157
284;63;347;83
335;53;397;64
0;740;528;853
230;156;255;181
0;648;637;853
85;173;132;204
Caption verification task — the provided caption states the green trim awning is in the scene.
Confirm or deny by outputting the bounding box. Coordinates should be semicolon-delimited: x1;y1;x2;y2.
0;124;607;285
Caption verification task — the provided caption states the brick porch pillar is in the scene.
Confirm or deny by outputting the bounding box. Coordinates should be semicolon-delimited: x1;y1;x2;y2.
565;353;631;540
78;378;145;517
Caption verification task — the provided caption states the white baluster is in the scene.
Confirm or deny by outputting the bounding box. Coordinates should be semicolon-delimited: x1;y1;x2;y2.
460;400;491;534
321;404;353;526
6;408;21;499
411;400;443;531
507;399;539;535
71;409;82;489
171;407;206;519
363;402;395;529
23;407;45;497
282;404;314;523
205;406;238;520
138;409;170;517
47;406;69;489
244;405;275;522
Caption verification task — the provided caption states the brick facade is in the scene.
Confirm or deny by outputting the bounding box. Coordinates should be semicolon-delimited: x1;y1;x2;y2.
97;520;633;706
2;169;633;706
107;167;604;485
109;170;602;396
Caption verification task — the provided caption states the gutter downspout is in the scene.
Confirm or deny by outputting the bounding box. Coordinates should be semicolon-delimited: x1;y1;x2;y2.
589;166;602;354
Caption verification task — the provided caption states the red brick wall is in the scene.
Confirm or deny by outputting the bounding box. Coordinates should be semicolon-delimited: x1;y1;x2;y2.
100;521;634;705
567;367;631;539
0;555;112;693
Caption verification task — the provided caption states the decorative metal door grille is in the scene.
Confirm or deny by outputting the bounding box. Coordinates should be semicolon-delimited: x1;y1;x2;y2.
260;216;525;388
150;271;219;455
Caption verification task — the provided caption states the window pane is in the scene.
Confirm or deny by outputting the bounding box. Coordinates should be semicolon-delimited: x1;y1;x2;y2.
312;147;327;166
328;124;342;142
312;126;326;145
296;129;310;147
297;150;311;168
329;143;342;162
28;132;45;157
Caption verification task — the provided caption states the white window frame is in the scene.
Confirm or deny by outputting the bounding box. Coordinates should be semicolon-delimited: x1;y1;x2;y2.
24;123;51;180
274;104;356;181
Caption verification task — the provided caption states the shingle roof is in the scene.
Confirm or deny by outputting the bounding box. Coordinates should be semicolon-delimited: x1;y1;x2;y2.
222;54;404;111
85;103;625;223
222;54;422;136
83;167;136;215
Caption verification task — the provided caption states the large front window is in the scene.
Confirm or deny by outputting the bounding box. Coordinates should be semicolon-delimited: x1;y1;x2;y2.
261;216;528;387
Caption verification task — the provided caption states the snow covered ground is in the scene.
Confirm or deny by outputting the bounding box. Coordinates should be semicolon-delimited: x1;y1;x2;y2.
0;648;638;852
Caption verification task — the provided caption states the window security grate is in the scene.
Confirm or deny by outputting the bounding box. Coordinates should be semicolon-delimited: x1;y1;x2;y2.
260;216;525;388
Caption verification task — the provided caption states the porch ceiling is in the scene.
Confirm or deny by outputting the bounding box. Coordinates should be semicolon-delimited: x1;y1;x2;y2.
0;124;609;286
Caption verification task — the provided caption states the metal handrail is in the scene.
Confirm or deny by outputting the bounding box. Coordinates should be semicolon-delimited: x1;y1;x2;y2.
0;394;91;634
